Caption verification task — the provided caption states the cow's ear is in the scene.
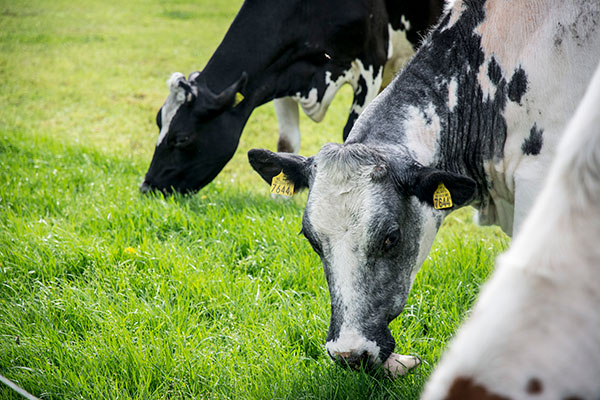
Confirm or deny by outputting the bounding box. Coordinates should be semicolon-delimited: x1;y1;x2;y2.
195;72;248;117
248;148;313;191
411;167;477;209
214;72;248;108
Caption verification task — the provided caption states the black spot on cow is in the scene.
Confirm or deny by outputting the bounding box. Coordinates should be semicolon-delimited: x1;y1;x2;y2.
522;123;544;156
487;57;502;85
508;67;528;104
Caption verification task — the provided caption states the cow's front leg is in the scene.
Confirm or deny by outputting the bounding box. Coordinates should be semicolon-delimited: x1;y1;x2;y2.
274;97;301;153
343;65;384;140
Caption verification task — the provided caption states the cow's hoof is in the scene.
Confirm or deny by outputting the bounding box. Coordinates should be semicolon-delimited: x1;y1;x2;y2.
383;353;421;377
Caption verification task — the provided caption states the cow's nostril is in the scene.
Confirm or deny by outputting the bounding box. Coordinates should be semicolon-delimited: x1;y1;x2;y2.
331;350;371;370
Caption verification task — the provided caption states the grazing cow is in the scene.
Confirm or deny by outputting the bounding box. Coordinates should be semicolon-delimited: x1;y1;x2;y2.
140;0;444;194
248;0;600;374
422;60;600;400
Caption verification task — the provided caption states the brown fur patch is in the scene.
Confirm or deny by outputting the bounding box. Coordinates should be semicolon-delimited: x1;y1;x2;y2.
445;377;511;400
526;378;543;394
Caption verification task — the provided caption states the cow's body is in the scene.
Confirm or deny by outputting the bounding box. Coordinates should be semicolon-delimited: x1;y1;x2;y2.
140;0;444;194
248;0;600;372
422;60;600;400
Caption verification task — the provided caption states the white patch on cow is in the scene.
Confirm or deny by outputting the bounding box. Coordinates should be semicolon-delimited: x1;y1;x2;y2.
476;60;497;100
326;326;381;362
308;162;375;325
447;77;458;112
442;0;466;32
476;158;515;235
410;204;438;285
156;72;187;147
401;103;440;165
273;97;301;153
294;59;382;123
349;60;383;116
400;15;411;32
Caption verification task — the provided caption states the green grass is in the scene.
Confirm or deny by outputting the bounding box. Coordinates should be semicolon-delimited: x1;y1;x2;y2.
0;0;510;398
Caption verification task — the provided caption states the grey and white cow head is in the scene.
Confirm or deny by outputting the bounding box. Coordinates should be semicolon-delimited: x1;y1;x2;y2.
249;143;475;367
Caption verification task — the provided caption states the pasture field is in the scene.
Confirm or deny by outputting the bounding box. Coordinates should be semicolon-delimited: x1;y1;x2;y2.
0;0;509;399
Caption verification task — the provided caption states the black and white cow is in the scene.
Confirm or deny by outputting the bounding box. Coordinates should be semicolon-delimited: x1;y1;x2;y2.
423;60;600;400
140;0;444;194
248;0;600;374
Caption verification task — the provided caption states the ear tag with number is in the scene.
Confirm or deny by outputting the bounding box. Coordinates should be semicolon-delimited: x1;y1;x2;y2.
433;183;453;210
270;171;295;197
233;92;245;107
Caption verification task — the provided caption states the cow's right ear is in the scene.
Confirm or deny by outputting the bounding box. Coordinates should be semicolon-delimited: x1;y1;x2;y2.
248;149;313;191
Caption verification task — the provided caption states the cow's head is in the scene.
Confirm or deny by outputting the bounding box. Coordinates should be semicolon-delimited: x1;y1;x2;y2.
248;143;475;367
140;71;247;194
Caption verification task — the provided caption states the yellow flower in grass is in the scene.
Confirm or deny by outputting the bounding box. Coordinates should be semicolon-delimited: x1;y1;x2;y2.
124;247;136;255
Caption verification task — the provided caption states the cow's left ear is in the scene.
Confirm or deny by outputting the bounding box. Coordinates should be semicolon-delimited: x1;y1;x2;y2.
411;167;477;209
248;148;313;191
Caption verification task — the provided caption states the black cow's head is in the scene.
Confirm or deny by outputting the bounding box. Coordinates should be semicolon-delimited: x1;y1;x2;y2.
140;0;391;194
140;71;247;194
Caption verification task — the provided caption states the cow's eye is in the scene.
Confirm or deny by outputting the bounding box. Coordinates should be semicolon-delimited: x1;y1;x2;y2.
383;230;401;252
174;135;192;148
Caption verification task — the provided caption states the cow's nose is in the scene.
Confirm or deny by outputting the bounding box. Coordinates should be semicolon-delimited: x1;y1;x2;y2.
329;350;371;369
139;180;153;194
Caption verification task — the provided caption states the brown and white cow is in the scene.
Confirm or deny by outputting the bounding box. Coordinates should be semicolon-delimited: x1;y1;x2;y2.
422;59;600;400
248;0;600;374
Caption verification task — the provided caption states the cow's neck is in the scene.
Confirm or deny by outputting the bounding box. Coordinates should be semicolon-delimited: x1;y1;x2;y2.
200;2;297;109
352;0;533;206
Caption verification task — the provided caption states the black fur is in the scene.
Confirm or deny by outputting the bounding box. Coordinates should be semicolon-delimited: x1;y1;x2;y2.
508;67;528;104
522;123;544;156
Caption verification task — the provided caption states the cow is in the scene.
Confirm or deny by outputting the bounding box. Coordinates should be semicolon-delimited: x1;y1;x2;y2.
139;0;444;194
422;60;600;400
248;0;600;375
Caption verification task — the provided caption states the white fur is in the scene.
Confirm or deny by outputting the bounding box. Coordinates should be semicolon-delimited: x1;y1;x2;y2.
325;327;381;363
447;77;458;112
293;59;383;124
273;97;301;153
402;102;441;166
423;60;600;400
157;72;187;147
308;162;375;337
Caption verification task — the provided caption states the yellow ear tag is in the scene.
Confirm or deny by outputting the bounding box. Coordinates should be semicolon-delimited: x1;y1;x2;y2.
233;92;244;107
433;183;453;210
270;171;295;197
